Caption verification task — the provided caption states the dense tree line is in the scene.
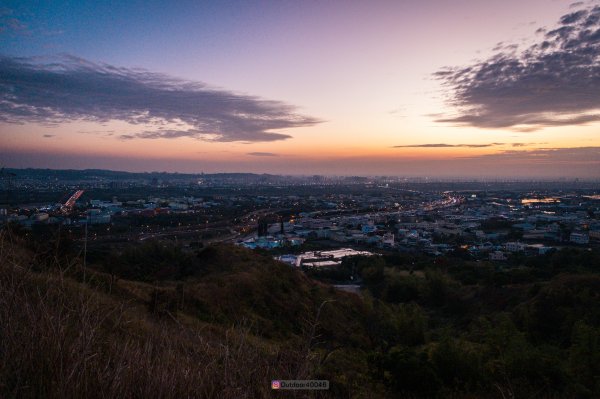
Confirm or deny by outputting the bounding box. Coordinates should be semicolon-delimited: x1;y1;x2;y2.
304;248;600;397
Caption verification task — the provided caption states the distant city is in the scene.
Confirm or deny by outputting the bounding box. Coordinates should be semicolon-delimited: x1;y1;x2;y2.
2;168;599;274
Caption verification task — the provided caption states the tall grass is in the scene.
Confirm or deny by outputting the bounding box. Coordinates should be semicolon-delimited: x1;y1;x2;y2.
0;230;335;398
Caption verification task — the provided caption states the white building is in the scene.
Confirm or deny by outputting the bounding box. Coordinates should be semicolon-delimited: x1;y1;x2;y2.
292;248;373;267
382;232;395;246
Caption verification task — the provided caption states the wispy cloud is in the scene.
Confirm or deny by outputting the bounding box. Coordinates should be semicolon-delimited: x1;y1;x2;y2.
42;134;54;138
460;146;600;164
510;142;547;147
388;106;407;118
0;8;29;36
393;143;505;148
247;152;279;156
394;142;546;148
0;17;29;35
434;4;600;131
77;129;115;136
0;55;321;142
0;7;62;37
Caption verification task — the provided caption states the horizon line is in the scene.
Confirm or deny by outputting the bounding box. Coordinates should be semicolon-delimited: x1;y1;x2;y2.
4;167;600;182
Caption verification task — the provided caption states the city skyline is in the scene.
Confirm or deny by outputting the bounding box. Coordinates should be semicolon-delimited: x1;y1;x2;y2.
1;0;600;177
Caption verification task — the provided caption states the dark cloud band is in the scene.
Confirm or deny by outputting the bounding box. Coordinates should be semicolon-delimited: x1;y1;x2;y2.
247;152;279;156
459;147;600;164
0;55;321;142
434;5;600;131
393;143;505;148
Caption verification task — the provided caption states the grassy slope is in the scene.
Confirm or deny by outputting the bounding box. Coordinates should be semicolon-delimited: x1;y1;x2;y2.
5;229;599;398
0;233;381;399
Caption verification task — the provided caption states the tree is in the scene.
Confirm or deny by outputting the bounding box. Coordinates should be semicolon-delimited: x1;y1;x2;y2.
568;321;600;397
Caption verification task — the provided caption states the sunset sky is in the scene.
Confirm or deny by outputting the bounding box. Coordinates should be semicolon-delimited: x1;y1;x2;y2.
1;0;599;177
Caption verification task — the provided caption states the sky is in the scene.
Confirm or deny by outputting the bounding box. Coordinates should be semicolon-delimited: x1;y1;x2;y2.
1;0;599;178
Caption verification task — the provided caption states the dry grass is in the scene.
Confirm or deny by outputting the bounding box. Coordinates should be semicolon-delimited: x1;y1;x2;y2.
0;230;340;398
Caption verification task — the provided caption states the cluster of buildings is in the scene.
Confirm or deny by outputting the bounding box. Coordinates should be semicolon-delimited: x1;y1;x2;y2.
3;180;599;268
277;248;373;267
241;192;600;265
239;212;398;250
1;195;222;228
238;193;460;251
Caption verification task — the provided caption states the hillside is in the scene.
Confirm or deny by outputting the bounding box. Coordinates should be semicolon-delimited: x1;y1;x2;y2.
2;228;600;398
0;231;381;398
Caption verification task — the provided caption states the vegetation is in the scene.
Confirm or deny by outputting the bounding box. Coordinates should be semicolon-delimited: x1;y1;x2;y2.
2;226;600;398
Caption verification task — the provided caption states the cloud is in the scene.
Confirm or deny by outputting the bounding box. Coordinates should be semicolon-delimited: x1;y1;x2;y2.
510;142;548;147
434;4;600;131
77;129;115;136
42;134;54;138
393;143;505;148
388;106;407;118
0;16;29;35
0;8;30;36
0;8;62;37
247;152;279;156
460;146;600;164
0;55;321;142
